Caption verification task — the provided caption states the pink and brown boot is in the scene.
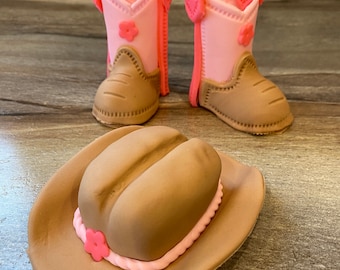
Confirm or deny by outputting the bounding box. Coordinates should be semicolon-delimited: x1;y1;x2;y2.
185;0;294;135
92;0;171;125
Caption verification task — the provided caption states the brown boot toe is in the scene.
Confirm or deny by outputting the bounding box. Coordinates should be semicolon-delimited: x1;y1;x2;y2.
92;47;160;126
199;53;294;135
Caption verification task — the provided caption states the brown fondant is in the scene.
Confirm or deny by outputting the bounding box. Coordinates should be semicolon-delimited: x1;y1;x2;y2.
92;46;160;125
79;126;187;229
28;126;265;270
105;138;221;260
199;52;294;135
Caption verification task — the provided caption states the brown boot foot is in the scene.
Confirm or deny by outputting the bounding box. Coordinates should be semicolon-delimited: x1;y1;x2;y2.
92;46;160;126
199;53;294;135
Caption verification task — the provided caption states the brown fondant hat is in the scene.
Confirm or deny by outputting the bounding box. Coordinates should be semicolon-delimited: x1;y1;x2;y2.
28;126;265;270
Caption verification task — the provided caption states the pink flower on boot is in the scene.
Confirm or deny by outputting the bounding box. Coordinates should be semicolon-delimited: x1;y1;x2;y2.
119;21;139;42
238;23;254;46
84;229;110;261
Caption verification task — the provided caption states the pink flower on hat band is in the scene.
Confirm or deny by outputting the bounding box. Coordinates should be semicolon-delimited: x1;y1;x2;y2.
84;229;110;261
238;23;254;46
119;21;139;42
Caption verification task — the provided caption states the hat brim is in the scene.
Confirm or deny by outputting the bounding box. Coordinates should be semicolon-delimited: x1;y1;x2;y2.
28;126;265;270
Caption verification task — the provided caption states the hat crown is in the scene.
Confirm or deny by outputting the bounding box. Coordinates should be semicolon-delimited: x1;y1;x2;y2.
78;126;221;261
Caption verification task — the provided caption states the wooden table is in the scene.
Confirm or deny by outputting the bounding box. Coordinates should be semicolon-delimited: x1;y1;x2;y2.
0;0;339;269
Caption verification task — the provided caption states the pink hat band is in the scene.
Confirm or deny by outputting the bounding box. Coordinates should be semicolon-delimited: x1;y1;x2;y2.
73;181;223;270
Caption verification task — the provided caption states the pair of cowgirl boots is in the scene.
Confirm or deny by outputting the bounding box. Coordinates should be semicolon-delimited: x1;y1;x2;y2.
92;0;294;134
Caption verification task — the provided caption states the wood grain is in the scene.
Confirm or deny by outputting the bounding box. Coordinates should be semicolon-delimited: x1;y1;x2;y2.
0;0;339;269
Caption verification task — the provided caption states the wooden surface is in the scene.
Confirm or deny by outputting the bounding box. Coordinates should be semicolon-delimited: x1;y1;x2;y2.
0;0;339;269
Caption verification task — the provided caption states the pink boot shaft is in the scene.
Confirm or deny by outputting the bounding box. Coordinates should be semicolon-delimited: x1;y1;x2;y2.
92;0;171;125
101;0;159;74
201;0;258;82
95;0;170;96
185;0;294;134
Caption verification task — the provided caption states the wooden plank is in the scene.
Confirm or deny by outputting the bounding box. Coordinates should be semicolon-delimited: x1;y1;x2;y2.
1;1;340;115
1;100;339;269
0;0;339;269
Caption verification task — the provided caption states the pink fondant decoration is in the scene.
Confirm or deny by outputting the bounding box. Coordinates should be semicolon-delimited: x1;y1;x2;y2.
84;229;110;261
188;23;203;107
185;0;206;106
186;0;260;106
93;0;103;12
162;0;172;12
157;0;172;96
119;21;139;42
101;0;158;74
201;0;258;83
185;0;206;23
73;181;224;270
236;0;253;11
238;23;254;46
96;0;171;96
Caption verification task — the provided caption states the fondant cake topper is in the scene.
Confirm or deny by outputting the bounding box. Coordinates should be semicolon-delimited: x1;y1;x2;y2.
28;126;265;269
91;0;293;134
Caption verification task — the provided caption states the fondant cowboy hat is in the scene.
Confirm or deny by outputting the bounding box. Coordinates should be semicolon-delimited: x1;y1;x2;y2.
28;125;265;270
